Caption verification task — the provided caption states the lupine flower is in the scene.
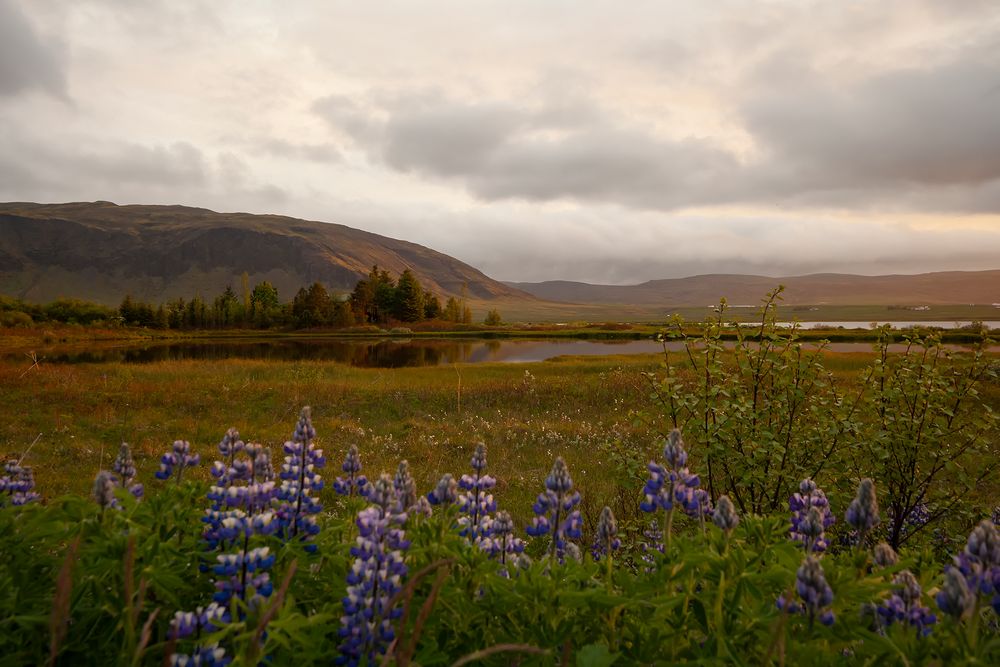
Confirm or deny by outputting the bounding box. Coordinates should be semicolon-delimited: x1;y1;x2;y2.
204;432;277;553
169;603;230;639
213;545;276;606
713;495;739;536
876;570;937;636
789;479;835;552
457;443;496;542
333;444;369;497
591;506;621;562
244;442;274;483
845;479;880;541
277;408;325;547
155;440;200;482
169;644;231;667
337;474;410;666
481;510;527;576
873;542;899;568
1;460;41;505
427;473;458;506
777;556;835;626
936;567;976;620
941;520;1000;617
112;443;144;499
527;457;583;563
641;519;665;569
92;470;119;511
640;430;705;549
393;460;418;512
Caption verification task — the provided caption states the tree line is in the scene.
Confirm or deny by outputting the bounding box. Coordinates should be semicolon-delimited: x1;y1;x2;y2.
1;266;503;330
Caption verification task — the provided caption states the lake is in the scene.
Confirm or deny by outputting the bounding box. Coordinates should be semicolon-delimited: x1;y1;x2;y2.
11;336;997;368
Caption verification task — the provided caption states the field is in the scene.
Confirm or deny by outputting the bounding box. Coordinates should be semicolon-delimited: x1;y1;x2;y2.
2;329;1000;665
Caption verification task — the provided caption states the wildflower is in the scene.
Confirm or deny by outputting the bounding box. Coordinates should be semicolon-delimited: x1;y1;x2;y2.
393;460;417;512
457;443;496;542
526;457;583;563
169;644;231;667
640;430;704;549
92;470;119;511
155;440;200;483
873;542;899;568
876;570;937;636
113;442;144;499
169;603;229;639
789;479;835;552
591;506;621;562
845;479;880;542
713;495;739;536
213;545;276;606
482;510;527;576
640;519;665;569
1;460;40;505
277;407;325;546
778;556;835;626
204;433;277;553
337;474;409;666
333;444;368;497
427;473;458;506
936;567;976;620
941;520;1000;617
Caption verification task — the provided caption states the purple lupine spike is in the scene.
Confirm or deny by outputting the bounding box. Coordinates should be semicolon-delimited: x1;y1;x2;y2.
427;473;458;506
92;470;119;511
789;478;835;552
113;442;144;499
936;566;976;620
155;440;200;483
777;556;835;626
457;443;496;543
337;474;409;665
333;444;369;497
713;495;740;535
393;460;417;512
845;479;880;541
876;570;937;636
277;407;325;549
1;460;41;506
169;643;231;667
939;519;1000;618
526;457;583;564
591;506;621;562
873;542;899;568
482;510;527;577
640;429;706;549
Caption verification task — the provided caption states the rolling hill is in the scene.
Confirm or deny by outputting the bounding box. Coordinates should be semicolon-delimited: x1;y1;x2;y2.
507;271;1000;307
0;201;534;306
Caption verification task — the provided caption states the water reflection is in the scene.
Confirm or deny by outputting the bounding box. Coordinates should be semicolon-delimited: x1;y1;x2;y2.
9;337;996;368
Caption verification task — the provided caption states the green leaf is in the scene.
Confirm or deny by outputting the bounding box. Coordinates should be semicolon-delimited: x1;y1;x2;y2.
576;643;620;667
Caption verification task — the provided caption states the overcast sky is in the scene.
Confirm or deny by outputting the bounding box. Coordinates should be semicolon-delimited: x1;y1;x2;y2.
2;0;1000;284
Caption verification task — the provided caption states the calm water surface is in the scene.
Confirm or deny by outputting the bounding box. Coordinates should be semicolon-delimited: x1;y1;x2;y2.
12;336;997;368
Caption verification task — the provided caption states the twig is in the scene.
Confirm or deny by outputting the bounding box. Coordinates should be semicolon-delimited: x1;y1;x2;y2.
18;433;43;465
19;351;42;378
47;536;81;667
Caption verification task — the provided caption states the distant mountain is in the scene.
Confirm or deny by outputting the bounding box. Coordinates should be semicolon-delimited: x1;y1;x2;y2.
506;271;1000;306
0;201;534;305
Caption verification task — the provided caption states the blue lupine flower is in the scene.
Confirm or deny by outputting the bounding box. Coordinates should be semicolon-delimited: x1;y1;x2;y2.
640;430;705;549
333;444;369;497
1;460;41;505
481;510;527;576
213;545;276;606
393;460;418;512
713;495;740;536
591;506;621;562
641;518;665;570
845;479;880;541
92;470;119;511
939;520;1000;618
203;432;277;552
112;442;144;498
876;570;937;636
277;407;325;546
936;566;976;620
169;603;230;640
527;457;583;563
777;556;835;626
427;473;458;506
169;644;231;667
873;542;899;568
457;443;497;543
337;474;410;666
155;440;200;482
789;479;835;552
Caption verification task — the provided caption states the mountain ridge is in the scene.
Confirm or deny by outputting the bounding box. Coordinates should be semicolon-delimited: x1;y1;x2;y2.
0;201;535;306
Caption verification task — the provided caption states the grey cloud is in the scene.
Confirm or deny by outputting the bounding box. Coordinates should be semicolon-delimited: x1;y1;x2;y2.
0;0;67;98
258;138;342;163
